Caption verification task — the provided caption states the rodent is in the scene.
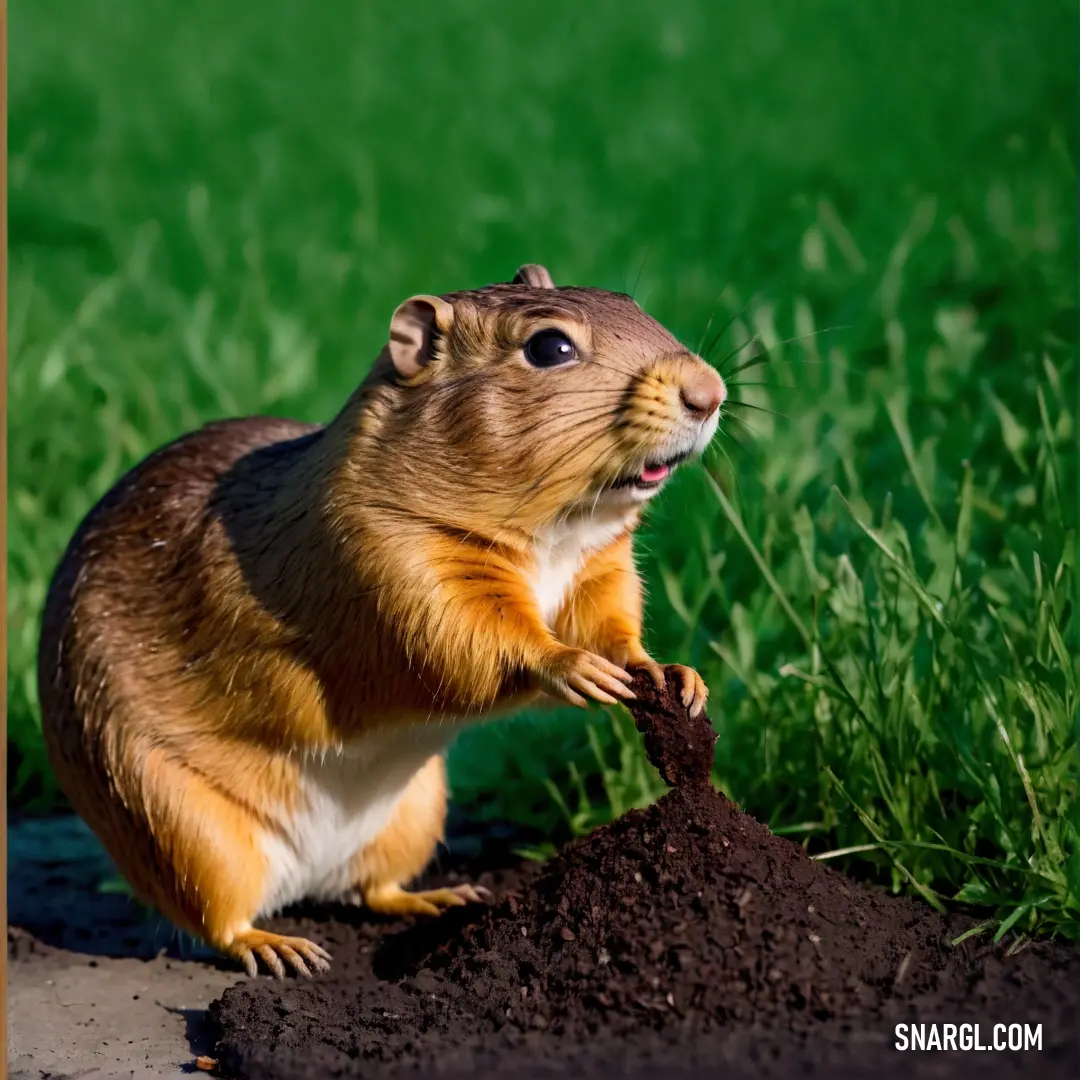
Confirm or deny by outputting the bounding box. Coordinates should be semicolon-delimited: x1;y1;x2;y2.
37;262;726;978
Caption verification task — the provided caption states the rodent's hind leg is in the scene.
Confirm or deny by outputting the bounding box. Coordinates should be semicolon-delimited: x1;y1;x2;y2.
225;927;332;979
364;881;491;918
98;744;333;979
351;753;491;919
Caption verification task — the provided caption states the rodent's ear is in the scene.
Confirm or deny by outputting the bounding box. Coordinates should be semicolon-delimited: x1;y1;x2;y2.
512;264;556;289
387;295;455;378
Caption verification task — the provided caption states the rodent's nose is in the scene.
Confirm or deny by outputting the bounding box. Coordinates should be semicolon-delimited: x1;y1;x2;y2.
680;366;726;419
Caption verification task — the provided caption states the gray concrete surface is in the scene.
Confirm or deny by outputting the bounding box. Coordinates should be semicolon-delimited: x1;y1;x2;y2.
8;814;243;1079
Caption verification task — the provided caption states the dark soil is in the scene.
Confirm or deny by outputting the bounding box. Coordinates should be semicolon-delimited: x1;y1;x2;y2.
212;671;1080;1079
625;668;717;788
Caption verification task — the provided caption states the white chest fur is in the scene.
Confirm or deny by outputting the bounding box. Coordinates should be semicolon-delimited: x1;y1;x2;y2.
256;723;455;916
528;511;630;628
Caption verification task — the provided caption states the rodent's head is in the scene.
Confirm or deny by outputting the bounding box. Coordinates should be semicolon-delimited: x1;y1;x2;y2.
351;264;726;537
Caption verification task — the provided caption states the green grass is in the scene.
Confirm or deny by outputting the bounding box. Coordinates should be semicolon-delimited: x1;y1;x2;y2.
9;0;1078;938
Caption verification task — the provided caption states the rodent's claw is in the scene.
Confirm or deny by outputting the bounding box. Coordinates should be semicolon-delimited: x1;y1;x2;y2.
670;664;709;718
629;656;668;692
628;659;710;718
546;648;636;709
448;882;493;904
256;943;288;980
276;943;314;978
230;930;332;980
365;882;489;918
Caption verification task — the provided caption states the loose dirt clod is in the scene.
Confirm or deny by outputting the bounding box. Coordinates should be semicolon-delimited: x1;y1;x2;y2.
212;677;1080;1079
626;668;717;787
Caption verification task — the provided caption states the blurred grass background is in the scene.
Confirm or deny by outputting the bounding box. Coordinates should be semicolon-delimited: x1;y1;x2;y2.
8;0;1079;936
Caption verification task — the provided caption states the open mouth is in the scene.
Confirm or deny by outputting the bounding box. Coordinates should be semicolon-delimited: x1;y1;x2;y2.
609;450;691;492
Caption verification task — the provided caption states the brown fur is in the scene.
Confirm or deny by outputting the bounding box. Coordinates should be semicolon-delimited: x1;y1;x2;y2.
37;265;724;977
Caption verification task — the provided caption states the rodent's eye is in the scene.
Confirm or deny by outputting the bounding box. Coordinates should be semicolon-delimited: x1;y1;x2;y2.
524;329;578;368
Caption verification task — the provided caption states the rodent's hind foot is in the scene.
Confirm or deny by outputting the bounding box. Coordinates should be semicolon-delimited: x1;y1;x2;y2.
228;928;332;980
364;882;492;918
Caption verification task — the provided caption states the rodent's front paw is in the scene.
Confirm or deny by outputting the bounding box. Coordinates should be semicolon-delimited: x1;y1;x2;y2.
669;664;710;718
630;658;710;718
542;648;636;709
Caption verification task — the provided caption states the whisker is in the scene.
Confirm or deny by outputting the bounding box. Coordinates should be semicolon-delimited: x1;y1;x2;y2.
487;382;626;398
707;426;755;462
508;426;616;514
630;247;652;302
721;410;763;440
695;312;718;358
698;436;749;505
699;289;757;363
506;386;625;398
723;399;792;421
718;325;851;379
710;335;767;374
495;405;622;440
724;379;797;391
694;285;740;355
720;350;857;384
587;355;642;382
392;361;635;401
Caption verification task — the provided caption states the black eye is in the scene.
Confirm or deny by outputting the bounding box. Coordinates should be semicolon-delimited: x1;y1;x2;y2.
524;329;578;368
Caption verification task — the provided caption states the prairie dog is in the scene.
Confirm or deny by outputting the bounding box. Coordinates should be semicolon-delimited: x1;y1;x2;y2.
37;262;725;977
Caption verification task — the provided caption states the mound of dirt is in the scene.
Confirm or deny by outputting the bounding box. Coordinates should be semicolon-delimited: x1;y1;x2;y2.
212;671;1080;1079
